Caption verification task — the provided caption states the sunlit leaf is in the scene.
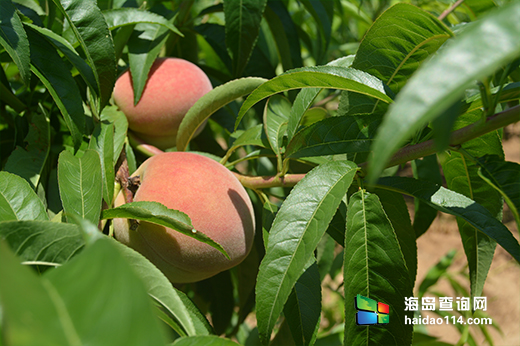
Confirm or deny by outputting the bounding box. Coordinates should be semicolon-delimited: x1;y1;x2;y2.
369;2;520;183
58;150;103;225
344;190;413;346
177;77;268;151
224;0;267;77
0;172;48;222
101;201;229;259
256;160;358;344
103;8;182;35
0;0;30;84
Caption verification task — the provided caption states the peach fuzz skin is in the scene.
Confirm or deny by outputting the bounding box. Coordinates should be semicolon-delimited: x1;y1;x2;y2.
113;58;212;149
113;152;255;284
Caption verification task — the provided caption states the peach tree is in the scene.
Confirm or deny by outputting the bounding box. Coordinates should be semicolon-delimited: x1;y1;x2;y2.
0;0;519;345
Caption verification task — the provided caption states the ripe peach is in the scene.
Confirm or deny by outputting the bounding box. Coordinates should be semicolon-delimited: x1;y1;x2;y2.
113;58;212;149
113;152;256;283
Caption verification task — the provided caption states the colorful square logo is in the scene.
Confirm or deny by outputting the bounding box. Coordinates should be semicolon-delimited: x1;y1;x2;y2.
355;294;389;325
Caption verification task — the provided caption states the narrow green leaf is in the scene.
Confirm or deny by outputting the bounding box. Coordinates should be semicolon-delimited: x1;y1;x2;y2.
477;155;520;228
89;121;115;205
256;160;358;344
172;335;240;346
127;23;169;105
286;115;377;159
4;109;50;189
283;262;321;346
100;105;129;160
0;0;31;85
344;190;413;346
42;237;168;345
377;176;520;263
229;124;270;152
0;172;48;221
26;27;85;151
0;220;84;265
58;150;103;225
0;240;75;346
412;155;442;237
264;2;303;71
224;0;267;77
177;77;268;151
236;66;393;130
52;0;116;110
286;56;354;141
263;95;291;159
300;0;333;64
374;189;418;287
101;201;229;259
23;22;98;97
103;8;182;36
441;112;503;298
353;3;453;94
110;237;213;337
369;2;520;183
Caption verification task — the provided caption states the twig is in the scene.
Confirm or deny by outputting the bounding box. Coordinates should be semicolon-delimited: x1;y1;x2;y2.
438;0;465;21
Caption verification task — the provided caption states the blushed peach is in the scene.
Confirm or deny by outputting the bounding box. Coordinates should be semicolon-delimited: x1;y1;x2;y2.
113;58;212;149
113;152;255;283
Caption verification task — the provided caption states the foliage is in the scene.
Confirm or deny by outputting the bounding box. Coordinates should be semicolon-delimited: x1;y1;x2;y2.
1;0;519;345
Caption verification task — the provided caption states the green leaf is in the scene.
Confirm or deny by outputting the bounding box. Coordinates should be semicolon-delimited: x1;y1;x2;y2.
286;115;377;159
177;77;268;151
440;112;503;298
172;335;240;346
52;0;116;110
374;189;417;287
300;0;333;64
256;160;358;344
368;1;520;183
58;150;103;225
343;190;413;346
101;201;229;259
263;95;291;161
25;26;85;151
283;262;321;346
0;0;31;85
0;220;84;266
89;121;115;205
110;238;213;337
224;0;267;77
100;105;129;160
230;124;270;151
377;176;520;264
264;2;303;72
0;237;169;346
352;3;453;94
127;23;170;105
23;22;98;97
286;56;354;142
0;240;75;346
0;172;48;221
4;109;50;189
236;66;393;130
412;155;442;237
103;8;182;36
477;155;520;228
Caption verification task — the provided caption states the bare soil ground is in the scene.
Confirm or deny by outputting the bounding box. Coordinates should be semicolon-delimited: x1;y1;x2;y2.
415;123;520;346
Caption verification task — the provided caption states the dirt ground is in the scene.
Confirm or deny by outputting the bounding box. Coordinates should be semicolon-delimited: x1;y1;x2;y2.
414;122;520;346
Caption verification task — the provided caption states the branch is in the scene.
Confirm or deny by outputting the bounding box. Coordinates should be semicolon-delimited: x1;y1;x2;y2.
126;105;519;189
438;0;465;21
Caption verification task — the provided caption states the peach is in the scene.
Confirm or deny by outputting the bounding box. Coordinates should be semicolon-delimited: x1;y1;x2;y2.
113;152;256;283
113;58;212;149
